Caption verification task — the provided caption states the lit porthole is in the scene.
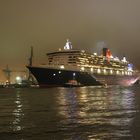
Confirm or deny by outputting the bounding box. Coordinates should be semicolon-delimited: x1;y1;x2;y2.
81;67;85;71
73;73;76;76
103;69;107;74
110;70;113;74
60;65;64;69
97;69;101;73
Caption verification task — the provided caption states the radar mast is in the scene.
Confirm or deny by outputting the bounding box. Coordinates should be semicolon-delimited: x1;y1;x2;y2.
64;39;72;50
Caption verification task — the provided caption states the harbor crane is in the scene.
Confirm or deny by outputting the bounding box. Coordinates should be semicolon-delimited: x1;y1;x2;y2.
3;65;27;84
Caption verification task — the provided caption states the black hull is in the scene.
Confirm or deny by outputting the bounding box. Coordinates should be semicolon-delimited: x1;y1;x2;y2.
27;66;139;87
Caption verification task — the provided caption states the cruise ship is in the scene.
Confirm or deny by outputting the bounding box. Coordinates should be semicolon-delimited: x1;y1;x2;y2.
27;39;139;87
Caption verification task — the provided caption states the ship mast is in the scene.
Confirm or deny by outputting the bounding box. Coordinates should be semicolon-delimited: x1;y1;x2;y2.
29;46;33;66
28;46;35;83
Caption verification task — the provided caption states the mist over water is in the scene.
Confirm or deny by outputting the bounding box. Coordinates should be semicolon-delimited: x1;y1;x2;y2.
0;86;140;140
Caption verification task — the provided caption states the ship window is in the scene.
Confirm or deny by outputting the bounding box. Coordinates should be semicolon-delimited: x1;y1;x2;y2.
81;67;85;71
110;70;113;74
68;62;76;64
68;58;76;61
103;69;107;74
97;69;101;73
60;65;65;69
116;70;119;75
125;71;128;75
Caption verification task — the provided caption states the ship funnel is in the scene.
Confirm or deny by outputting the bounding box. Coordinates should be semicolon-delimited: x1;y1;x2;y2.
102;48;112;58
102;48;108;56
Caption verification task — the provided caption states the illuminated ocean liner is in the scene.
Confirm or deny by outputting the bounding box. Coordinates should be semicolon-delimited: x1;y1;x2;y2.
27;39;139;87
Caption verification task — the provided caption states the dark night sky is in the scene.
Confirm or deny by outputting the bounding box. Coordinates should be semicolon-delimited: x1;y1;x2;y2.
0;0;140;80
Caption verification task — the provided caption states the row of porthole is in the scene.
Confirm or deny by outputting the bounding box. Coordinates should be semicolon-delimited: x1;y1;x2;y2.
80;67;132;75
53;71;76;77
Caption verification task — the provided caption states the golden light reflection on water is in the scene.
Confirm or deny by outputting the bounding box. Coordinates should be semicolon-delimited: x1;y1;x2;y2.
57;87;113;123
57;88;79;120
56;86;135;139
12;91;24;132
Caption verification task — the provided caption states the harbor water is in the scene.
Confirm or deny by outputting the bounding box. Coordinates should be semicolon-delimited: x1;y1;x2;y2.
0;85;140;140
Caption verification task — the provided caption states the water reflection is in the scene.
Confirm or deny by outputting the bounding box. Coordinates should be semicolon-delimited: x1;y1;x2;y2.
12;90;24;132
57;88;79;122
0;86;139;139
56;86;136;139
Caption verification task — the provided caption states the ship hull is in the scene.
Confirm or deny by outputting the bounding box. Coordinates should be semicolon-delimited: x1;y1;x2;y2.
27;66;139;87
